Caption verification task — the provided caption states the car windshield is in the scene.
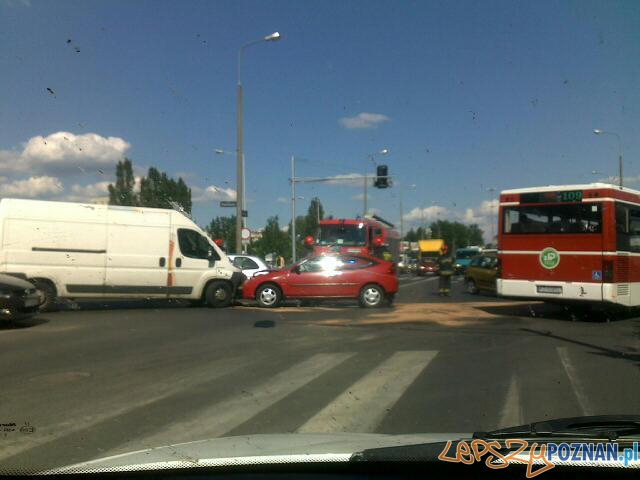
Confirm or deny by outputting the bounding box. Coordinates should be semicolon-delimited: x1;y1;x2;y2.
317;224;366;246
1;0;637;476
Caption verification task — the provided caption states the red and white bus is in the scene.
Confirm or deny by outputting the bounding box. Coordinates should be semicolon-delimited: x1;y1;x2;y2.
497;183;640;308
304;216;401;262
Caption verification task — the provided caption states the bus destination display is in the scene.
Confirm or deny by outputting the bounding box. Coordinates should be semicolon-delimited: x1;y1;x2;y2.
520;190;583;204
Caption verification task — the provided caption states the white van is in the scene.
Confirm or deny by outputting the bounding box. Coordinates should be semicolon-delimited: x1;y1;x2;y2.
0;199;244;309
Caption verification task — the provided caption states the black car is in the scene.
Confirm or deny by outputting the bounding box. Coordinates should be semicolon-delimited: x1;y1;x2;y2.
0;274;43;322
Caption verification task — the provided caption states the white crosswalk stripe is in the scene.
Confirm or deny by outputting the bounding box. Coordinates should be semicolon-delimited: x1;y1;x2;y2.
557;346;594;416
498;374;523;428
134;352;353;447
297;351;438;433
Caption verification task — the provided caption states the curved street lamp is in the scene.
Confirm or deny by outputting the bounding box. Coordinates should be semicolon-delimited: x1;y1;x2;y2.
593;129;623;188
235;32;281;253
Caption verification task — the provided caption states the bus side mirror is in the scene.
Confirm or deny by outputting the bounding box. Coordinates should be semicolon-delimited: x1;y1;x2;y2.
304;236;314;247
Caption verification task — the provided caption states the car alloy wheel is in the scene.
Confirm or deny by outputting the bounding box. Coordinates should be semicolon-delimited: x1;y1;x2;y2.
257;284;281;308
360;284;384;308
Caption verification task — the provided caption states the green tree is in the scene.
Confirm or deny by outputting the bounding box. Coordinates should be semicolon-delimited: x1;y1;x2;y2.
139;167;192;213
428;220;485;250
303;197;324;238
108;158;138;206
253;216;289;261
205;215;236;253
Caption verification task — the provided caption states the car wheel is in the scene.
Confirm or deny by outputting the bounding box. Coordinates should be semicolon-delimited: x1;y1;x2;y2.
204;281;232;308
359;284;384;308
31;279;57;312
256;284;282;308
466;279;479;295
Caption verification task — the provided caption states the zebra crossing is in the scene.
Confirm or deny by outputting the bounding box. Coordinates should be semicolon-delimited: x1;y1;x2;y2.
101;344;637;458
1;341;637;469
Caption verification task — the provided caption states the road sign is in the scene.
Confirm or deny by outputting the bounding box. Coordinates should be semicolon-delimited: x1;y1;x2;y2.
242;210;248;218
241;228;251;241
219;201;236;207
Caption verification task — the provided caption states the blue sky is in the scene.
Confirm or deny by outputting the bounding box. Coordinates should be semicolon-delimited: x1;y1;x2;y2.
1;0;638;238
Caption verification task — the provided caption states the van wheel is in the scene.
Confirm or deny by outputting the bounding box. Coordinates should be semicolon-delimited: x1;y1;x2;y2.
359;284;384;308
31;279;57;312
204;281;232;308
256;284;282;308
466;279;478;295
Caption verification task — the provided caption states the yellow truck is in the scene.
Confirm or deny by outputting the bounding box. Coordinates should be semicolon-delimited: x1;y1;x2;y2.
416;239;444;275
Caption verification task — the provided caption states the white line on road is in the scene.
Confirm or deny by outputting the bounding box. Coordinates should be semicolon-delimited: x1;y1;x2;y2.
498;374;523;428
135;353;353;446
297;350;437;433
557;347;594;416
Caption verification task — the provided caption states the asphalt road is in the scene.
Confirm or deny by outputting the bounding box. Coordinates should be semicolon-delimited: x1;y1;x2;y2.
0;274;638;472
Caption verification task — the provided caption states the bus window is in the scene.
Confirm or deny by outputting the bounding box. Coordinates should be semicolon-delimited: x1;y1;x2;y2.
616;203;640;253
503;204;601;234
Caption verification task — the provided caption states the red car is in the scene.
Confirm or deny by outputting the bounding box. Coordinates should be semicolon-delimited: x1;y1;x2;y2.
417;258;439;276
242;254;398;308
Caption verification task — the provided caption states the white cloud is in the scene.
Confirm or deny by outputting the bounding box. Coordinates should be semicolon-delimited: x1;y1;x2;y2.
0;176;64;197
281;224;290;233
0;132;130;175
324;173;367;187
339;112;390;130
352;192;372;201
64;181;111;203
192;185;237;203
598;175;640;186
276;196;288;203
402;205;449;223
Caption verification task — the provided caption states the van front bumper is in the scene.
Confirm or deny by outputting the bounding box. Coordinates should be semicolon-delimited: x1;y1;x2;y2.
231;272;247;297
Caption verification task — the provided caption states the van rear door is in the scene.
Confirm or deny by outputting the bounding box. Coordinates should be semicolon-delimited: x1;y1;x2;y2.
104;208;171;297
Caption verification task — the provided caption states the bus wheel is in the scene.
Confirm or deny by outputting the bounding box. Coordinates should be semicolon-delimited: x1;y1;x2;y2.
205;281;232;308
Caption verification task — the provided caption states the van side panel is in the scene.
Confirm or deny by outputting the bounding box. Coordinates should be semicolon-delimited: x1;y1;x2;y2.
1;200;107;296
102;207;172;297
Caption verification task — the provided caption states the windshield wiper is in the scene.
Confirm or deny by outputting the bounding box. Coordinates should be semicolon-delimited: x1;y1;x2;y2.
473;415;640;441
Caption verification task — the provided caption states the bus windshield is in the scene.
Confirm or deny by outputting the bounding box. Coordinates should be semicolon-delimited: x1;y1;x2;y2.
503;203;602;234
318;224;366;246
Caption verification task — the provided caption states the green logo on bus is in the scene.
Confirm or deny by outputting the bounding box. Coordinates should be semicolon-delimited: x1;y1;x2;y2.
540;247;560;269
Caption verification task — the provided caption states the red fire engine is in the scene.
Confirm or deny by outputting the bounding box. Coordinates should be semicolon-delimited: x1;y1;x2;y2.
497;183;640;308
304;215;400;262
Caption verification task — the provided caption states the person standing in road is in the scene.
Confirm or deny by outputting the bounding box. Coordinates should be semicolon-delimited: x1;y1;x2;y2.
438;245;454;296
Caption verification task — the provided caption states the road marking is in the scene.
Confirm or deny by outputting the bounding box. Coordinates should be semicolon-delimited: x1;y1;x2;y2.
557;347;594;416
398;277;438;289
297;350;437;433
136;353;353;444
355;333;379;342
498;374;523;428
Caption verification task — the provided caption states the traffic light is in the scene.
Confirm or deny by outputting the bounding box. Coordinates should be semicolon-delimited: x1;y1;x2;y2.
374;164;389;188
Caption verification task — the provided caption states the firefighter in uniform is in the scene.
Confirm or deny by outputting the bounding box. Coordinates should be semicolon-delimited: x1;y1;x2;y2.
438;244;454;296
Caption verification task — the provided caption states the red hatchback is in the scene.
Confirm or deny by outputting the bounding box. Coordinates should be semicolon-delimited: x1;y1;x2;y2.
242;254;398;308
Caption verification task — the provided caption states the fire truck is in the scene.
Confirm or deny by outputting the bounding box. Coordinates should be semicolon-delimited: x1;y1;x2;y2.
497;183;640;308
304;215;400;262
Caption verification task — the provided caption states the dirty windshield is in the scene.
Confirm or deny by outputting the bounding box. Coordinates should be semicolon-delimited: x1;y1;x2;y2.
0;0;638;475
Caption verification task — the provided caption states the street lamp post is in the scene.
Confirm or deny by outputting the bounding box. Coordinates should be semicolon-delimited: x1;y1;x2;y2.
215;148;246;229
363;148;388;216
236;32;281;254
593;129;624;188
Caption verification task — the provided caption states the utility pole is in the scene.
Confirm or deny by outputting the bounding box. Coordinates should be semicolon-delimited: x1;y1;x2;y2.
290;156;296;263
